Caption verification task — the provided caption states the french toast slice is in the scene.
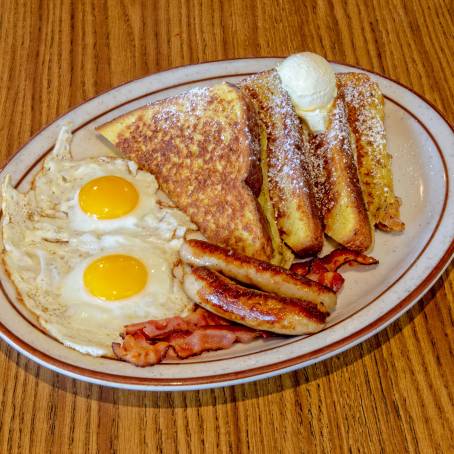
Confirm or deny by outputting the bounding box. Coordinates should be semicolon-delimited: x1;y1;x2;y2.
310;94;373;252
336;73;404;232
240;70;324;257
96;83;275;261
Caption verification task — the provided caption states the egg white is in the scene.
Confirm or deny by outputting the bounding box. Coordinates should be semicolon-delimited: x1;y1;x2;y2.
61;247;185;318
32;129;194;238
48;245;192;356
1;128;197;357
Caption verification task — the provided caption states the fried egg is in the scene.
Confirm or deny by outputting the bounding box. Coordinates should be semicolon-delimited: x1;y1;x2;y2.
1;127;197;356
32;128;189;236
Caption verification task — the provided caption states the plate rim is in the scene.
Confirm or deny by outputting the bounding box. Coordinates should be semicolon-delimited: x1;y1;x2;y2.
0;58;452;390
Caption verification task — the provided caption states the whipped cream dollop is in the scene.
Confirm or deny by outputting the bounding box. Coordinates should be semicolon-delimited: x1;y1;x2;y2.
277;52;337;133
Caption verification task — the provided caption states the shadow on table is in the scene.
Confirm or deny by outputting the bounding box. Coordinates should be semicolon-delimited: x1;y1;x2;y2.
0;271;447;409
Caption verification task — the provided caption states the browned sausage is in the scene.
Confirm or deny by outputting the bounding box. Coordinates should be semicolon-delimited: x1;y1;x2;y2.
180;239;336;311
183;267;328;335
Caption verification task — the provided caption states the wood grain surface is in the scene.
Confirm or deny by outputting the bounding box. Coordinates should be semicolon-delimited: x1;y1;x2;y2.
0;1;453;453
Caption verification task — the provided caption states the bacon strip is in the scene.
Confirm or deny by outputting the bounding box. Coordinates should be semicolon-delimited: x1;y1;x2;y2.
112;334;170;366
306;265;345;292
123;307;229;338
317;248;379;271
291;248;378;292
166;326;261;359
113;307;265;367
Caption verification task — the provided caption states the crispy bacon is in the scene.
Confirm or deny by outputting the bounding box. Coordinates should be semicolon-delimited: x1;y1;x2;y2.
113;307;265;367
123;307;229;338
316;248;379;271
112;334;170;366
291;248;378;292
166;326;261;359
290;261;311;276
307;263;345;292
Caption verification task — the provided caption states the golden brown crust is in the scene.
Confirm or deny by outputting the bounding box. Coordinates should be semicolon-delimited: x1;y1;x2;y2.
96;83;274;261
310;95;373;252
336;73;404;232
180;239;336;311
239;70;324;256
183;267;328;334
240;83;263;198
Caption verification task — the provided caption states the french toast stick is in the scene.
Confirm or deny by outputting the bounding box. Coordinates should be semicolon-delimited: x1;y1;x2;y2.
310;95;373;252
240;70;324;257
337;72;404;232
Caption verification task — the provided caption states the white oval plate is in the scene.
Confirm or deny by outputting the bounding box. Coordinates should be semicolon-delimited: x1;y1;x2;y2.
0;59;452;391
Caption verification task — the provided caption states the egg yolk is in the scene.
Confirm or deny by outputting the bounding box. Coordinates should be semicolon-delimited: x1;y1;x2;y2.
79;176;139;219
83;254;148;301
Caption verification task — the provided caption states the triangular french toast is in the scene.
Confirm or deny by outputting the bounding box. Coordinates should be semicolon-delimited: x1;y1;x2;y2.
97;83;275;261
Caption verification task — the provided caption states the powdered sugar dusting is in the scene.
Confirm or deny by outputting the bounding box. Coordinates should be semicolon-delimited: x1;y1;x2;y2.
108;82;274;259
149;87;211;119
239;70;324;254
309;96;357;215
339;75;386;150
337;73;404;231
240;71;319;205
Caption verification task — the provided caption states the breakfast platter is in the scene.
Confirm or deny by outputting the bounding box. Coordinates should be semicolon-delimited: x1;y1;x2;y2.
0;57;452;391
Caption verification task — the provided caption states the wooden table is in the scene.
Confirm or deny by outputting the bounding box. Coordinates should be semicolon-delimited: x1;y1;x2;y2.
0;1;452;452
